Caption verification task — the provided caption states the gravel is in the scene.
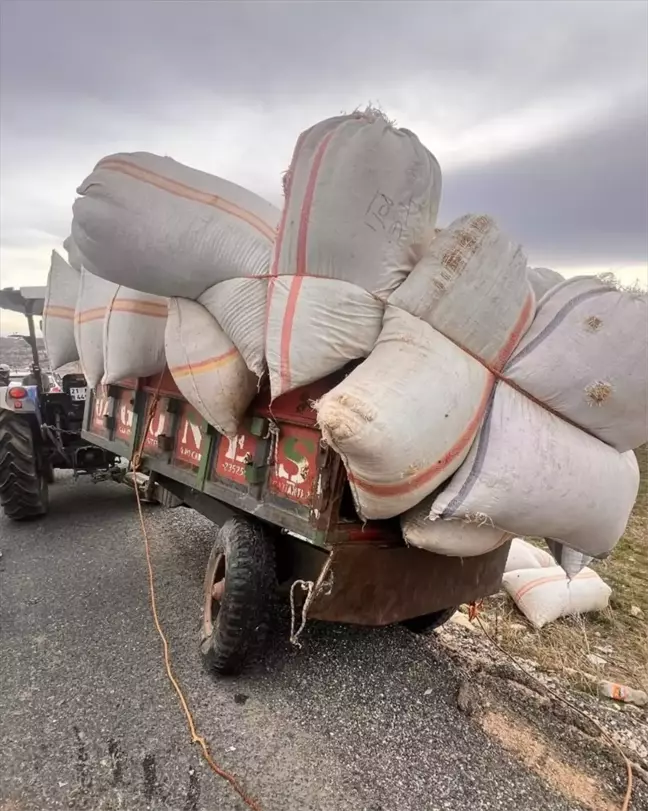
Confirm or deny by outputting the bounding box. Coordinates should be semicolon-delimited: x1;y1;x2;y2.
0;474;584;811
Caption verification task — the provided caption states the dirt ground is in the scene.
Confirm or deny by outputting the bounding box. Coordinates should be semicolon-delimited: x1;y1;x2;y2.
430;445;648;811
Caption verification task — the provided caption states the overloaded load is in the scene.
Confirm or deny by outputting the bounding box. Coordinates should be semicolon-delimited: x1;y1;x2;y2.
47;108;646;573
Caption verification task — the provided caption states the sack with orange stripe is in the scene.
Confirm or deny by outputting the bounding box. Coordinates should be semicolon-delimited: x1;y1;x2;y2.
198;278;268;378
316;216;535;520
43;250;80;369
103;287;168;384
502;566;611;629
165;298;257;437
266;110;442;399
71;152;280;300
74;269;118;388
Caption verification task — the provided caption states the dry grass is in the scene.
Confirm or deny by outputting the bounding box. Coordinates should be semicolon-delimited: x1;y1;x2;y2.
482;445;648;693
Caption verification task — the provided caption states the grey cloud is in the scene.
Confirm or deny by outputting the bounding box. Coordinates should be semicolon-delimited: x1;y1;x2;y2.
441;108;648;267
0;0;646;276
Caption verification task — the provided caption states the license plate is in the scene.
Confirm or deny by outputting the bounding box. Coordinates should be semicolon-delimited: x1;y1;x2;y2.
69;387;87;401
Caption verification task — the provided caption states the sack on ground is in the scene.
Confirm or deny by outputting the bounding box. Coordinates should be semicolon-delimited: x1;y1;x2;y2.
505;275;648;452
316;306;493;519
165;298;257;437
266;276;384;396
402;504;511;557
431;383;640;560
72;152;280;298
388;214;535;368
74;269;118;388
502;566;611;628
103;288;168;384
267;110;441;397
505;538;555;573
43;250;80;369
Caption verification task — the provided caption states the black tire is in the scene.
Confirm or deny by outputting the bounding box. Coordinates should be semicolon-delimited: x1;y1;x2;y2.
200;515;276;676
0;411;49;521
402;607;458;634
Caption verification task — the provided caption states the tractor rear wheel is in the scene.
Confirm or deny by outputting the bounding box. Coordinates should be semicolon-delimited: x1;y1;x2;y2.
0;411;49;520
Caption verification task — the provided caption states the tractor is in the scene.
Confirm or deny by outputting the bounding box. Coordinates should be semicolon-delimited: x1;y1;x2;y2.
0;286;120;520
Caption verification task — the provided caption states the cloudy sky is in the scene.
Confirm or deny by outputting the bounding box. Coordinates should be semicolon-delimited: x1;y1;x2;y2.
1;0;646;333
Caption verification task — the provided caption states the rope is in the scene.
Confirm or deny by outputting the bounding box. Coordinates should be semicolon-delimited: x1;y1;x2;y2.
289;555;334;648
131;381;262;811
475;616;633;811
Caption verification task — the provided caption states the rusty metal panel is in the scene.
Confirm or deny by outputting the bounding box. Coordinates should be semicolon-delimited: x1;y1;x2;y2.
308;541;510;626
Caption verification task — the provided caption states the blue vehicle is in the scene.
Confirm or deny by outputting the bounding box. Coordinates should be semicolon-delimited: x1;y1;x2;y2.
0;286;120;520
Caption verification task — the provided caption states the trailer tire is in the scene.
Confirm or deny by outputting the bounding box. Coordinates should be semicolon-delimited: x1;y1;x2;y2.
0;411;49;520
402;607;458;635
200;515;276;676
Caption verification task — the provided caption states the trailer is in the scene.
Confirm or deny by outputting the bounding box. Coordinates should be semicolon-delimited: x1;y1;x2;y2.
79;368;509;674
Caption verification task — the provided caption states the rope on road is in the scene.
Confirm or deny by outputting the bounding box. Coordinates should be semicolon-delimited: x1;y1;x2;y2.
475;615;633;811
131;381;262;811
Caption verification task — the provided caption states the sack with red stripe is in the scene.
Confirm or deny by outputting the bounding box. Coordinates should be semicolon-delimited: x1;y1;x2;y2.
317;217;534;520
505;275;648;452
103;287;168;384
317;306;494;519
504;538;555;573
74;269;118;388
72;152;280;299
431;384;640;561
401;505;511;557
502;566;611;628
43;250;80;370
388;214;535;368
266;111;442;398
165;298;257;437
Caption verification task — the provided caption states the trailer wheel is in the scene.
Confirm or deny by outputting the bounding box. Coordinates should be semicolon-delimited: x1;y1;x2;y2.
0;411;49;520
200;515;276;676
402;607;458;634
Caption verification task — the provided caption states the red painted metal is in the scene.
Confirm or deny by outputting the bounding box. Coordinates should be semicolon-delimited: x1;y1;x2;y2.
173;403;204;468
213;425;258;485
268;424;319;505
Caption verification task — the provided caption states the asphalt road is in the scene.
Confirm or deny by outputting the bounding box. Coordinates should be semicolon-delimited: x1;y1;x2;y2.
0;474;583;811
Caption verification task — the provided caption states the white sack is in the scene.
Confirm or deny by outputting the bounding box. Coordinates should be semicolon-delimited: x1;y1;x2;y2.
388;214;535;368
199;278;267;378
505;538;555;573
505;275;648;452
103;288;168;384
72;152;280;298
266;276;383;395
431;383;640;558
402;505;511;557
63;234;84;272
526;266;564;301
74;269;118;388
316;306;494;519
43;250;80;369
267;110;441;397
502;566;611;629
545;540;593;580
165;298;257;437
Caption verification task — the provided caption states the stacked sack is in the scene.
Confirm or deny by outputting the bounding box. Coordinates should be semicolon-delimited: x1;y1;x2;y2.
265;110;442;397
56;111;646;574
70;152;281;430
